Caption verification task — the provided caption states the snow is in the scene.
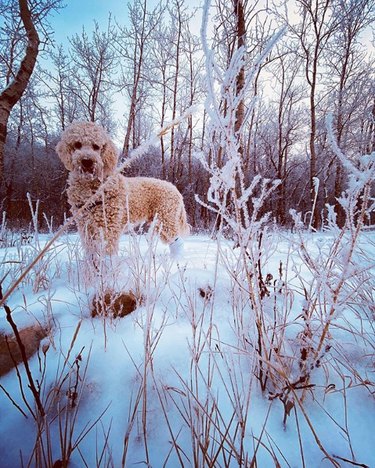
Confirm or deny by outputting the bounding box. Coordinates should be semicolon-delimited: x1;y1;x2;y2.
0;230;374;467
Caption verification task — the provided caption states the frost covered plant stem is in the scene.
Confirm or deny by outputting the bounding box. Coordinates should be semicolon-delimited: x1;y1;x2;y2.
308;177;320;231
27;192;40;245
198;0;285;233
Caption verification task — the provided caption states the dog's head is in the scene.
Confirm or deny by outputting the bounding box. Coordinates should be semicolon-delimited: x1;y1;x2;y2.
56;121;118;180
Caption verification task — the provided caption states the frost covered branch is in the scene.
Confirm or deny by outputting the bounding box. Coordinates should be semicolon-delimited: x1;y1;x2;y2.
197;0;285;238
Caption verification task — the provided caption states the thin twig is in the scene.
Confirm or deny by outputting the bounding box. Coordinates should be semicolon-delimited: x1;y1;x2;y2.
0;383;29;418
0;286;45;417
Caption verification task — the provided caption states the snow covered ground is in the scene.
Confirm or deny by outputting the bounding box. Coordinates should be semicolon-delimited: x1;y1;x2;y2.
0;230;374;467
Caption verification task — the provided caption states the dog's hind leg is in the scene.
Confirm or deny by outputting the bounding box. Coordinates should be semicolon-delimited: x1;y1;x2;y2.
158;204;189;260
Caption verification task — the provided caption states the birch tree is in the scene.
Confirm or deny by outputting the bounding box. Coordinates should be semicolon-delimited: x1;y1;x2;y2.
0;0;40;181
0;0;62;197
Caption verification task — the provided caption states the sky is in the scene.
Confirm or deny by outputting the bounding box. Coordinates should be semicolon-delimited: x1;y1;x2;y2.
35;0;374;133
49;0;203;46
45;0;204;127
50;0;130;44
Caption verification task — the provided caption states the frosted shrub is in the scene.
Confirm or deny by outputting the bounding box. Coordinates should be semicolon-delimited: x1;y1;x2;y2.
287;118;375;396
196;0;290;396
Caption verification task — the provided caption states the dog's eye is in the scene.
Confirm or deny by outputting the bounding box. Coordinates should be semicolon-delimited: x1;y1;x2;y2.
92;143;100;151
74;142;82;150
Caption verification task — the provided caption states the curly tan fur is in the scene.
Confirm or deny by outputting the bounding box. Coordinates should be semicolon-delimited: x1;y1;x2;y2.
56;121;189;257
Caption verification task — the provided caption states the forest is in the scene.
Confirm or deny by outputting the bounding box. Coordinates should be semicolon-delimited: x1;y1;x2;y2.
0;1;374;467
1;0;374;232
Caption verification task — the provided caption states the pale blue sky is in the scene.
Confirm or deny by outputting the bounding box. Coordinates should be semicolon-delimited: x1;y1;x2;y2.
45;0;203;128
49;0;203;46
50;0;129;44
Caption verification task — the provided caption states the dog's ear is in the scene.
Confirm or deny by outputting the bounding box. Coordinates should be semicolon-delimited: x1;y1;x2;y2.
56;139;73;171
101;139;119;176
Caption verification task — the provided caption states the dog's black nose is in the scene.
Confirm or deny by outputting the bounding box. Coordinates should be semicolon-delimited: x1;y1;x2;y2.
81;158;94;173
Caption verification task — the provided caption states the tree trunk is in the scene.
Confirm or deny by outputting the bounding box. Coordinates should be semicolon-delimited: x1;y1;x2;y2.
295;0;335;230
234;0;245;156
307;38;320;230
122;48;143;157
169;2;182;183
334;34;352;227
160;67;167;179
366;97;375;153
122;0;147;157
0;0;40;182
309;74;318;229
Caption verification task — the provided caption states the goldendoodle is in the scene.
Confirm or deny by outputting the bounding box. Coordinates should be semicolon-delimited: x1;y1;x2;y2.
56;121;189;261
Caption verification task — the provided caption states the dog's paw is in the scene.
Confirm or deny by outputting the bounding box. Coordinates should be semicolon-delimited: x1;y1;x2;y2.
91;291;138;318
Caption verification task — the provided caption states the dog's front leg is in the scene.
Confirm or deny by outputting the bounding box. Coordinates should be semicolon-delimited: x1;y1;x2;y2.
83;218;135;318
80;226;108;285
88;205;124;290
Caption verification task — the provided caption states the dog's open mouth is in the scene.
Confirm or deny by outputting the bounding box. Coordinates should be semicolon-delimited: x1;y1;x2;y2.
79;158;96;175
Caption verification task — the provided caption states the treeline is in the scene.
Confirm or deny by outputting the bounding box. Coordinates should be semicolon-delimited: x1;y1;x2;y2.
0;0;374;231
